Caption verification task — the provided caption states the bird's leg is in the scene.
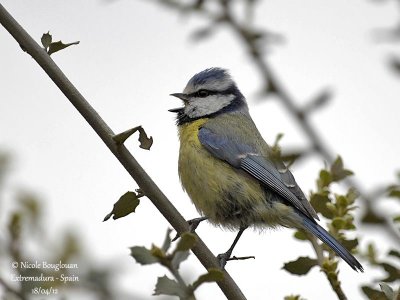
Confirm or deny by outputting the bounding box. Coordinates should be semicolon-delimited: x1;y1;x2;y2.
217;226;248;268
172;216;208;241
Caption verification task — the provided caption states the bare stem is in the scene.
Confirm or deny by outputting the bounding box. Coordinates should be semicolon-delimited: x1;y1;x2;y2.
309;235;324;266
308;233;347;300
324;273;348;300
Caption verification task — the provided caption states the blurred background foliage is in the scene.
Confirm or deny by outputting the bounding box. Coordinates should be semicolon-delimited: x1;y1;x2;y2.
0;151;139;300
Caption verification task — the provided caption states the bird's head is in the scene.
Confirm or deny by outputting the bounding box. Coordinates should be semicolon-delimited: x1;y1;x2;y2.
170;68;247;124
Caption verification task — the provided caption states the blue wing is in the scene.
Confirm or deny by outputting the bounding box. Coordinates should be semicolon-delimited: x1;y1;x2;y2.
198;127;319;221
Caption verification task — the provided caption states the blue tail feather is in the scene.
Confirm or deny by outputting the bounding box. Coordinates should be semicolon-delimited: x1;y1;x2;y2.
302;217;364;272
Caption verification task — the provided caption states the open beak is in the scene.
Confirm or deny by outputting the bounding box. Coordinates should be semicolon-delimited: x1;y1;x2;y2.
170;93;189;101
169;93;188;113
168;107;183;113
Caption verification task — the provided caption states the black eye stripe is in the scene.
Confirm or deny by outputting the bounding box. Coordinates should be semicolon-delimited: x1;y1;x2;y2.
189;87;235;98
188;90;214;98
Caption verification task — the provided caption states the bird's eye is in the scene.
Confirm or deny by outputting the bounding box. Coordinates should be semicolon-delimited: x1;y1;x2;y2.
197;90;209;98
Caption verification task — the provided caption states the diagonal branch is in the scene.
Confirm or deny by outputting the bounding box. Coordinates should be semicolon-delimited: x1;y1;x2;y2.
0;4;246;300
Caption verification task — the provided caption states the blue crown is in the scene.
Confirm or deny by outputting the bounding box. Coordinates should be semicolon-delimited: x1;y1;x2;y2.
188;67;229;86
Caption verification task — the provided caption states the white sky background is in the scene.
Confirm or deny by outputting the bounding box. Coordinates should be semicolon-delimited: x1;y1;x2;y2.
1;0;400;299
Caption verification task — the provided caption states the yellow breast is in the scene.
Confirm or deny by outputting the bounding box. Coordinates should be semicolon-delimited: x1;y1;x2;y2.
177;118;268;229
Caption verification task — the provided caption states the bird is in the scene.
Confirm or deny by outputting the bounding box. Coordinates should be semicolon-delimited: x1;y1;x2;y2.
169;67;363;272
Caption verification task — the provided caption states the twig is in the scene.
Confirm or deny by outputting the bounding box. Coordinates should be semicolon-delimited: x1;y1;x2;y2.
0;4;246;300
308;235;348;300
325;275;348;300
308;235;324;266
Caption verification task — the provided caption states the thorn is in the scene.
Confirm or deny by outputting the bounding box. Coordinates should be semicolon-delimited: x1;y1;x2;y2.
112;127;140;145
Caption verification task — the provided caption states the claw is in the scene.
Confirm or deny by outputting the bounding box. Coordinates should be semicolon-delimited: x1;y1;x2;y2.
217;252;231;269
172;216;208;242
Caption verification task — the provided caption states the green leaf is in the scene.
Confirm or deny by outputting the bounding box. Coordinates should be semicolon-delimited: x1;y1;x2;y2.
393;215;400;223
381;262;400;282
335;195;348;209
171;251;190;270
150;245;165;260
191;268;224;290
310;193;334;219
47;40;80;55
129;246;159;265
162;228;172;252
388;249;400;260
282;256;318;275
293;230;308;241
342;214;356;230
341;238;358;252
366;243;378;264
379;282;394;300
331;217;346;230
388;186;400;199
103;191;140;221
361;286;386;300
153;275;189;298
138;126;153;150
346;188;359;204
41;32;52;49
175;232;197;252
330;156;353;182
322;259;338;273
317;169;332;190
361;207;385;224
112;126;153;150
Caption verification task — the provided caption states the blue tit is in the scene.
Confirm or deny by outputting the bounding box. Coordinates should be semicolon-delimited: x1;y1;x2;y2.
169;67;363;272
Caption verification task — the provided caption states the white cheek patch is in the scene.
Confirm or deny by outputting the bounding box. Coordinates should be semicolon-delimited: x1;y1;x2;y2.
185;94;235;118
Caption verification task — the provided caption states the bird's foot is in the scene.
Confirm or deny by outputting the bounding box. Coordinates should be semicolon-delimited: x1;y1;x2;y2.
172;216;208;241
217;252;231;269
187;216;208;232
217;252;255;269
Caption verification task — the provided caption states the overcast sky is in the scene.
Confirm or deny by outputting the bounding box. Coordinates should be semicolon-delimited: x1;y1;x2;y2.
1;0;400;299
